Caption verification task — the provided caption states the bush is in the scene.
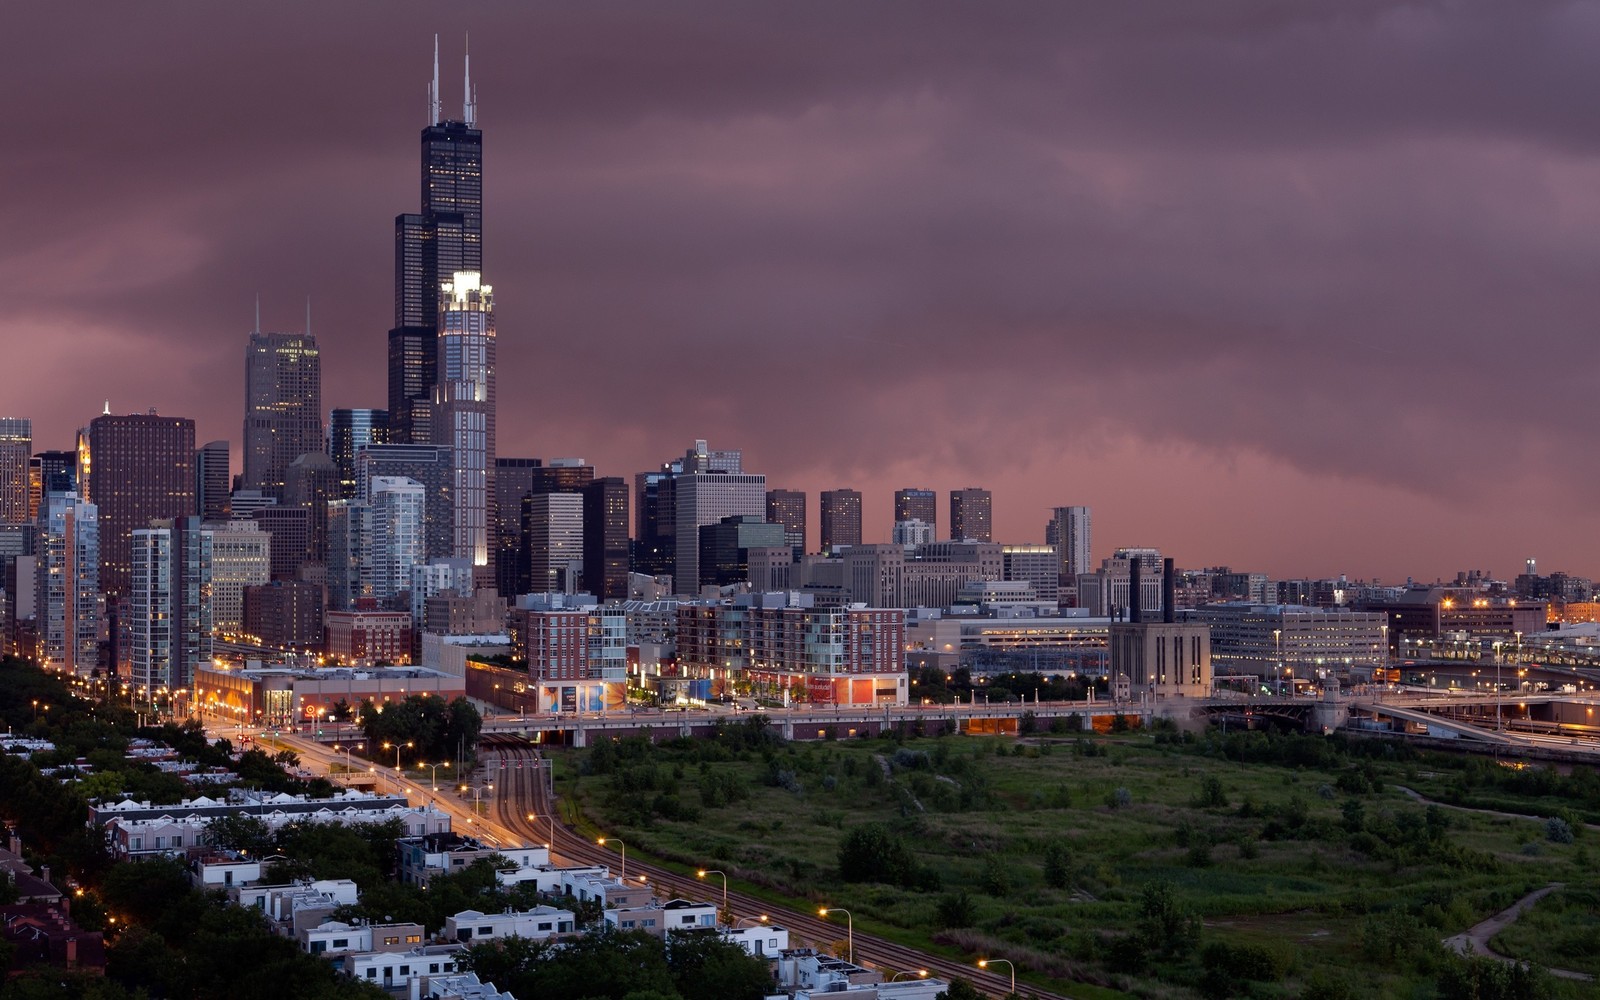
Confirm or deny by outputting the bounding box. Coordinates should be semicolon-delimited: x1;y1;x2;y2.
980;856;1011;897
1546;817;1575;844
1194;775;1228;808
933;890;975;929
1042;841;1072;890
837;824;918;887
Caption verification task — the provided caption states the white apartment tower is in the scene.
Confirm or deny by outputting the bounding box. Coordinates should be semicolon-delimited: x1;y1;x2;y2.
36;493;99;675
130;517;213;693
434;271;496;568
1046;506;1092;581
369;476;426;604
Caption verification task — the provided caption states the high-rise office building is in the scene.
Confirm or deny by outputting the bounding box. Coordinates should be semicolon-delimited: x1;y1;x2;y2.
894;488;937;540
631;470;674;579
329;408;389;499
494;457;542;596
765;489;807;557
389;39;483;444
0;418;31;524
195;440;231;521
35;492;98;675
250;505;312;582
86;411;196;600
698;515;786;589
508;460;595;596
433;271;495;568
29;451;76;522
357;443;453;559
243;329;322;500
522;492;583;595
659;441;765;596
207;520;271;635
285;452;339;567
1046;505;1093;582
582;477;629;601
329;477;425;609
130;517;212;693
819;489;863;554
949;487;993;543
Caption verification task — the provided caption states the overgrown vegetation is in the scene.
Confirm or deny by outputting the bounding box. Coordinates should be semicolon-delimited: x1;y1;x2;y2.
572;715;1595;997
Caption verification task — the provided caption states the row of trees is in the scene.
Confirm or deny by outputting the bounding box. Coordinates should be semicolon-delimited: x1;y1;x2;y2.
357;694;481;768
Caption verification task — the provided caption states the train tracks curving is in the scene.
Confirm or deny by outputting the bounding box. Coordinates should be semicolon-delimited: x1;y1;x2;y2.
480;743;1073;1000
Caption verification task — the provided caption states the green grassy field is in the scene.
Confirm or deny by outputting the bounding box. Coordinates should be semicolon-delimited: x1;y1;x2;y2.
560;722;1599;998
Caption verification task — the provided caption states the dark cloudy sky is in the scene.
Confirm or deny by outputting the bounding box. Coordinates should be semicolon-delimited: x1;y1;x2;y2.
5;2;1597;581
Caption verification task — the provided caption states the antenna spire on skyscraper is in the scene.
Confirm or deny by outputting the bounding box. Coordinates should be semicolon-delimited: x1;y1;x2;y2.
305;295;311;336
464;33;477;126
254;294;260;334
430;34;442;124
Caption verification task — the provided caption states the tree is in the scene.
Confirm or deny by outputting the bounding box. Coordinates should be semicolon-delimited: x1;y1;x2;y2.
1137;880;1200;957
837;823;917;886
935;977;986;1000
203;814;275;856
1042;841;1072;890
665;930;772;1000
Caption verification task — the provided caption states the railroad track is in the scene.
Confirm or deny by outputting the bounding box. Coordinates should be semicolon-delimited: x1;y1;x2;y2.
480;744;1073;1000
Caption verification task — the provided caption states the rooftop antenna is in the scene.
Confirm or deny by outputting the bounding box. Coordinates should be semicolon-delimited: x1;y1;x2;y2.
430;34;441;124
103;400;111;416
254;294;260;334
464;33;476;127
305;295;311;337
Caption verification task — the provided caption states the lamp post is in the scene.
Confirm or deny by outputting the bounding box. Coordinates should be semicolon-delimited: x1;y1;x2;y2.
818;907;852;964
1272;629;1282;694
891;970;929;982
463;782;494;819
978;958;1015;995
697;869;728;918
1494;641;1504;732
419;761;450;792
382;741;413;771
598;836;626;881
733;915;769;929
333;743;364;775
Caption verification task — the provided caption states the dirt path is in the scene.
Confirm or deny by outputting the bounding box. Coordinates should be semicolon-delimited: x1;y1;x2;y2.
1442;883;1593;982
1394;785;1600;830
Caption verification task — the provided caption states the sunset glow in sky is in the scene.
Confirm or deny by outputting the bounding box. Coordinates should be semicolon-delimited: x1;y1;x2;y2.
6;3;1598;581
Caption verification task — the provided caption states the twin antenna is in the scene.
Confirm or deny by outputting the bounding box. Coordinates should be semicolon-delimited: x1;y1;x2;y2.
430;33;476;127
250;295;313;336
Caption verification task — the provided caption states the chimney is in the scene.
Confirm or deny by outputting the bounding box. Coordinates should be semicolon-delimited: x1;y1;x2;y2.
1128;557;1142;623
1163;558;1176;624
65;937;78;967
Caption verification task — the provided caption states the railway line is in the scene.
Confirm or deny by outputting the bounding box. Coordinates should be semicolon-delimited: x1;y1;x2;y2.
480;743;1073;1000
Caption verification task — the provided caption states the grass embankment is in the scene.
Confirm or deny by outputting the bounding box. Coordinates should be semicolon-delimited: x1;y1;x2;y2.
561;721;1597;999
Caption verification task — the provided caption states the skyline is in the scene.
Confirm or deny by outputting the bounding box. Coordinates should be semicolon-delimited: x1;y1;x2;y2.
5;4;1596;581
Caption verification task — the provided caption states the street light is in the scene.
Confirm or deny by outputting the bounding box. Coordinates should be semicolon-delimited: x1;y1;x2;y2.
1272;629;1282;694
978;958;1015;994
890;970;929;981
467;782;494;816
733;915;769;929
697;869;728;917
382;741;413;771
598;836;626;881
818;907;852;964
419;761;451;791
332;743;364;775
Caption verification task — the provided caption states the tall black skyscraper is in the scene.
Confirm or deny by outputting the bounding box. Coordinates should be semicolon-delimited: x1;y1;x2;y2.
389;37;483;444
